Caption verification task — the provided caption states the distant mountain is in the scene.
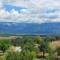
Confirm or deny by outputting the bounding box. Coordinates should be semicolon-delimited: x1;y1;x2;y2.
0;22;60;36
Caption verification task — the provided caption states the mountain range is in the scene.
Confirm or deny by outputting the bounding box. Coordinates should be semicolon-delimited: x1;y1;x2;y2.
0;22;60;36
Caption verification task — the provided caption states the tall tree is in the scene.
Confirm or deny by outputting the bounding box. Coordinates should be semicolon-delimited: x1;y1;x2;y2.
38;40;49;58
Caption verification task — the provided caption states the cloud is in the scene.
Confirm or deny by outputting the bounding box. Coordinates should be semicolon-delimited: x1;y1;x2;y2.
0;0;60;23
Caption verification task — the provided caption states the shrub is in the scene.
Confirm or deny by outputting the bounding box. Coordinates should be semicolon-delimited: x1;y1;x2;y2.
6;51;20;60
6;50;36;60
20;50;36;60
0;40;11;52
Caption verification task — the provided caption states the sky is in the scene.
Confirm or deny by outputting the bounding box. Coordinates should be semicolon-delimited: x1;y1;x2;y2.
0;0;60;23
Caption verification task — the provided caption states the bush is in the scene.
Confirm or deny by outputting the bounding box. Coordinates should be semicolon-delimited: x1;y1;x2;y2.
0;40;11;52
6;51;20;60
46;49;56;60
6;50;36;60
11;37;36;51
34;36;42;44
20;50;36;60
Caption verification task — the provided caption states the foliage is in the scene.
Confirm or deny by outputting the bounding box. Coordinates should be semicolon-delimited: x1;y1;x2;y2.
6;51;20;60
38;39;50;58
46;50;55;60
6;36;38;60
11;36;42;46
56;47;60;56
20;50;36;60
0;56;6;60
34;36;42;44
0;40;11;52
0;36;60;60
11;37;36;51
39;40;50;53
6;49;36;60
44;36;56;42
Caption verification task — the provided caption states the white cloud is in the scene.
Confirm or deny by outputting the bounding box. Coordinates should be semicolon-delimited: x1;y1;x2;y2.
0;0;60;23
0;9;10;19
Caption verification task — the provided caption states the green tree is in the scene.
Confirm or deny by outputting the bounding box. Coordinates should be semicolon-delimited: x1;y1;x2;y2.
55;36;60;40
56;47;60;60
0;40;11;52
11;38;23;46
12;37;36;52
34;36;42;44
38;40;50;58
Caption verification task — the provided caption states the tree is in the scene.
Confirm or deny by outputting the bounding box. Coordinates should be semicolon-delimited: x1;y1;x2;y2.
56;47;60;59
11;38;23;46
11;37;36;51
34;36;42;44
55;36;60;40
0;40;11;52
38;40;50;58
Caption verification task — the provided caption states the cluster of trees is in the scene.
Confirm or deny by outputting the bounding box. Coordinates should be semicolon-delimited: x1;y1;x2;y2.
0;36;41;60
0;36;60;60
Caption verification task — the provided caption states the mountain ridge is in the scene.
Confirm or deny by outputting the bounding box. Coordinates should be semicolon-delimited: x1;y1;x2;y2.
0;22;60;36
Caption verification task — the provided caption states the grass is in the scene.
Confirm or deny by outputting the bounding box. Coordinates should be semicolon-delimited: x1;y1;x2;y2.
0;55;6;60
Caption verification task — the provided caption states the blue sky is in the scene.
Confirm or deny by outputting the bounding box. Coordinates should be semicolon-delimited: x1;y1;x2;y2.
0;0;60;23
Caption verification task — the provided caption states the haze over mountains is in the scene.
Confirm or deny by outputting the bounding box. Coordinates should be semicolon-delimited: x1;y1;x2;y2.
0;22;60;36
